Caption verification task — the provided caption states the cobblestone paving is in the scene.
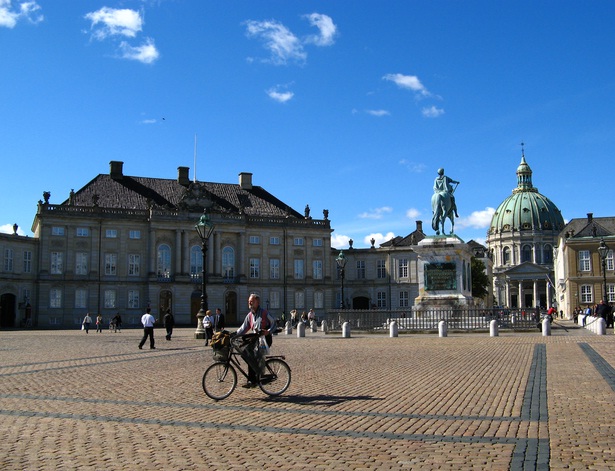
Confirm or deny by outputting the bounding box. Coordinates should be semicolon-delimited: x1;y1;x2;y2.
0;323;613;470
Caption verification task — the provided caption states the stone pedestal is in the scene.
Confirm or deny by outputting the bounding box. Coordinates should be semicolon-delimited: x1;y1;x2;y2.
413;235;474;311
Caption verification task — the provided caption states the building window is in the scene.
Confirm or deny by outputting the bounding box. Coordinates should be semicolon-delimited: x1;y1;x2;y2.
190;246;202;276
294;259;304;279
23;250;32;273
51;226;65;236
399;291;409;308
51;252;64;274
377;291;387;308
250;258;260;278
314;290;324;309
269;236;280;245
312;238;323;247
105;229;118;238
312;260;323;279
128;290;140;309
270;259;280;279
50;288;62;308
4;249;13;272
377;259;386;279
269;291;280;309
294;290;304;309
222;246;235;279
580;285;593;304
75;252;88;275
294;237;304;246
398;259;408;278
356;260;366;279
607;250;614;271
128;254;140;276
503;247;511;265
249;235;260;244
579;250;591;272
129;230;141;239
157;244;171;276
607;284;615;303
521;244;532;263
542;244;553;264
76;227;89;237
75;288;87;309
104;290;117;309
105;253;117;276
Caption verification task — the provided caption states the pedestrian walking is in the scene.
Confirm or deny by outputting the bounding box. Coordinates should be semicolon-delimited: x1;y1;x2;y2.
163;309;175;341
96;314;103;333
138;308;156;350
82;313;92;333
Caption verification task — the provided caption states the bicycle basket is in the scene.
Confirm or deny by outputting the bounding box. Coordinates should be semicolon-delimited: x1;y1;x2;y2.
212;346;230;361
211;330;231;350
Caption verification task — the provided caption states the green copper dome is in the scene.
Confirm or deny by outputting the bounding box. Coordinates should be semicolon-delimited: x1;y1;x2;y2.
489;156;564;234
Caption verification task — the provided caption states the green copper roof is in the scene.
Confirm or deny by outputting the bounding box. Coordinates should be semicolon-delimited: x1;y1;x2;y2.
489;156;564;234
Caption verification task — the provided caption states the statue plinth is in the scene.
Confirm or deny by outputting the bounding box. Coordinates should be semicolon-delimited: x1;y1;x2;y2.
412;235;474;311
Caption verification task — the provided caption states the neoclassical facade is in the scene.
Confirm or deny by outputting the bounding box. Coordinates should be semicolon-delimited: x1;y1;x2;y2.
486;153;565;309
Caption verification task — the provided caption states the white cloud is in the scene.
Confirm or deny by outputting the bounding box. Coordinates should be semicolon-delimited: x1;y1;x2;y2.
331;233;351;250
456;207;496;229
366;109;390;117
140;118;157;124
85;7;143;40
0;223;24;235
422;105;445;118
0;0;43;28
383;73;430;96
303;13;337;46
406;208;421;219
119;38;159;64
267;85;294;103
364;232;396;247
399;159;427;173
358;206;393;220
245;19;306;65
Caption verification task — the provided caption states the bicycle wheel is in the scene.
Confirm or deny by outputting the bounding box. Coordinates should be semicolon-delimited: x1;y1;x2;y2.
202;362;237;400
259;358;291;396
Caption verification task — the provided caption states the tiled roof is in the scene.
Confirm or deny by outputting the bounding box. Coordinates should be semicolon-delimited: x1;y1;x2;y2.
62;174;303;218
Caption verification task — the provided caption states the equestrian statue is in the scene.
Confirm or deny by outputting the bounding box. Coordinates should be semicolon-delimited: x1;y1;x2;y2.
431;168;459;235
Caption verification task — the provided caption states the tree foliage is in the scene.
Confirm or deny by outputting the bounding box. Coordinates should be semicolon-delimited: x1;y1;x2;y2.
471;257;490;300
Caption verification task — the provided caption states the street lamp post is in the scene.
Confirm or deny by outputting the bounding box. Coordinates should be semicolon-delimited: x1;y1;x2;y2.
194;210;215;339
336;250;347;309
598;238;610;304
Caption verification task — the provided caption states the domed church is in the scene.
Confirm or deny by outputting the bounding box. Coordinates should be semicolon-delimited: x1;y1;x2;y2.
486;149;565;309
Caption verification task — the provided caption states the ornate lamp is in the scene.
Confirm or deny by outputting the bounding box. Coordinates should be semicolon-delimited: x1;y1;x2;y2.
598;238;610;303
336;250;347;309
194;210;215;339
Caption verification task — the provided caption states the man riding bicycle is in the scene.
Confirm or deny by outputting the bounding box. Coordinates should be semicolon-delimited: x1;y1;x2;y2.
234;293;277;388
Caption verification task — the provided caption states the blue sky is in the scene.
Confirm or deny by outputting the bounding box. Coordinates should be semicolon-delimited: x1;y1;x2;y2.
2;1;615;248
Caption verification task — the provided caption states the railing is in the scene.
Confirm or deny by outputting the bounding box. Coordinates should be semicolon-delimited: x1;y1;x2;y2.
323;307;543;332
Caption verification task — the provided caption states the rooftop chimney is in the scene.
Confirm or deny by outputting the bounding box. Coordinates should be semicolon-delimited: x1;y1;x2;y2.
588;213;593;223
239;172;253;190
177;166;190;186
416;220;423;233
110;161;124;180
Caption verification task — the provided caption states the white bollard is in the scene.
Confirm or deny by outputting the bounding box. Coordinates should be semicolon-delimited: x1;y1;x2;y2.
597;317;606;335
390;320;398;338
542;318;551;336
285;321;292;335
438;320;448;337
490;319;499;337
321;320;328;333
310;319;318;333
297;322;306;338
342;322;351;338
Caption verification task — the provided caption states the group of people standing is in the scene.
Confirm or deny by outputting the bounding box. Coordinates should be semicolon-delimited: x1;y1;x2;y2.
288;308;316;327
576;300;614;327
202;308;225;345
81;312;122;333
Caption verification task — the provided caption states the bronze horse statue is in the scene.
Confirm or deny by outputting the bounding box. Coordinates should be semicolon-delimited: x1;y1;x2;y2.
431;189;456;235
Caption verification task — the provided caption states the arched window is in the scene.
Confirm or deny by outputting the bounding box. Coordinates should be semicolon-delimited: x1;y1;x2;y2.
157;244;171;277
190;246;202;275
542;244;553;264
222;246;235;279
503;247;511;265
521;244;532;263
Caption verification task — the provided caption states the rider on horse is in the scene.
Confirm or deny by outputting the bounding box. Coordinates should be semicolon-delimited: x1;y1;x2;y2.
433;168;459;218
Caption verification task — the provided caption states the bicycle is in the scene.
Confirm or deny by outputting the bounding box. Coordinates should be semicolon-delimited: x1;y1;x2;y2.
202;332;291;401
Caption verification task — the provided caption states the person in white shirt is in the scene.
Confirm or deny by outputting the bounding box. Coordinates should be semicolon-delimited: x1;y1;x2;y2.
138;308;156;350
